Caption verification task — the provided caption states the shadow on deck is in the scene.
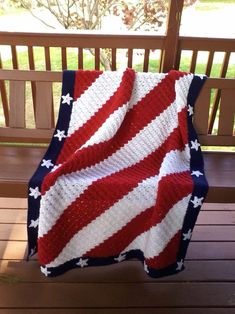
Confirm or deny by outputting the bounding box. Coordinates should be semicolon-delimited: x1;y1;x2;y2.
0;198;235;314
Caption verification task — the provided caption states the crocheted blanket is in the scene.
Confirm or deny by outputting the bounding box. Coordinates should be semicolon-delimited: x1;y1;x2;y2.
28;68;208;278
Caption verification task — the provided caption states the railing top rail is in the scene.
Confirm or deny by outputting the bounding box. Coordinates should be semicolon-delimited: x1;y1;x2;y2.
0;69;62;81
0;31;166;49
178;36;235;51
0;31;234;46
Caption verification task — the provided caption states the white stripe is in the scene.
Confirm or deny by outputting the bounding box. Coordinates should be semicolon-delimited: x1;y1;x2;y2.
46;175;159;267
45;146;190;267
128;72;166;110
81;73;166;148
38;75;193;238
67;71;124;136
122;194;191;259
81;102;130;148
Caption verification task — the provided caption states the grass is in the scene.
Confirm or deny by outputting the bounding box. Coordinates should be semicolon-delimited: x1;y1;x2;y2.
2;47;95;71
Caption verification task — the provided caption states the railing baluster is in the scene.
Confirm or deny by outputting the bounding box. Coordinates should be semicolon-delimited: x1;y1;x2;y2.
28;46;36;117
61;47;67;70
44;47;54;127
11;45;18;69
44;47;51;70
78;48;84;69
111;48;117;71
208;52;231;133
95;48;100;70
190;50;198;73
127;49;133;68
220;51;231;78
205;51;214;76
174;48;181;70
143;49;150;72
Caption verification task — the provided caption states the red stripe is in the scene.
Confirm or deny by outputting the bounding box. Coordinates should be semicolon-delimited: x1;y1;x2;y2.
42;71;187;193
38;125;188;265
85;172;192;258
57;70;102;163
74;70;103;100
145;231;181;269
57;68;135;164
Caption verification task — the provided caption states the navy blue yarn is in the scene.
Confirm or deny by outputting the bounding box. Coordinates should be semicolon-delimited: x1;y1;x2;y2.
27;71;76;258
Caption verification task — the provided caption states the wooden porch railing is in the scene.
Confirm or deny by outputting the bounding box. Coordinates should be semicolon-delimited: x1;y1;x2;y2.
0;0;234;137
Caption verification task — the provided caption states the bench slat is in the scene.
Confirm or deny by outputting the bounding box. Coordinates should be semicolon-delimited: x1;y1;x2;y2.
35;82;53;129
194;86;211;135
9;81;25;128
218;88;235;135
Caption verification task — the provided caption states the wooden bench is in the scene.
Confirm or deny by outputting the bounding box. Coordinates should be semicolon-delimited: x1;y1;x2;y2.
0;69;234;202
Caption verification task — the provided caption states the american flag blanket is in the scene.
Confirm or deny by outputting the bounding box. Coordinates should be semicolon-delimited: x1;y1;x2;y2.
28;68;208;278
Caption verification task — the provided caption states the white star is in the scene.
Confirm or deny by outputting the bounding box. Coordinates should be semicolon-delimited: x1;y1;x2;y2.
61;93;73;105
51;164;61;172
76;258;89;268
29;218;39;228
29;247;36;257
187;105;194;116
144;262;149;274
183;229;192;241
190;196;204;208
29;187;41;199
114;253;126;262
41;159;54;169
54;129;66;141
191;170;203;177
197;74;205;80
40;266;51;277
176;259;184;271
191;139;200;151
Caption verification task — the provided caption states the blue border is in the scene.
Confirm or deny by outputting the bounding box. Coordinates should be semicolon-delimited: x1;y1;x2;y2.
28;72;208;278
175;74;208;269
27;71;76;258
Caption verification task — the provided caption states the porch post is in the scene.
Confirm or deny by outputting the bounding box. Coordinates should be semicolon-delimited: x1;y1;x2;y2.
160;0;184;72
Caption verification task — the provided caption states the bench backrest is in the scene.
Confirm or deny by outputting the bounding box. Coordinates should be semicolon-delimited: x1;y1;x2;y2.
0;69;234;146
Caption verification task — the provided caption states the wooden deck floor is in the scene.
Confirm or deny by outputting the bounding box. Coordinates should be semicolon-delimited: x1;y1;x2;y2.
0;198;235;314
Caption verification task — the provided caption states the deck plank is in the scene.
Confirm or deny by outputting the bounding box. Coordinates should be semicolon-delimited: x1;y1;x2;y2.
1;241;235;260
1;224;235;241
0;199;234;312
0;282;235;308
0;309;234;314
0;198;234;211
1;209;235;224
1;260;235;283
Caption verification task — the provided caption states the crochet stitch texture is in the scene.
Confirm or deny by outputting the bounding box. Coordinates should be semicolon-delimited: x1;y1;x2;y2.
28;68;208;277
